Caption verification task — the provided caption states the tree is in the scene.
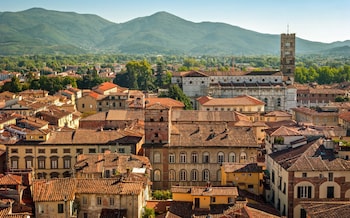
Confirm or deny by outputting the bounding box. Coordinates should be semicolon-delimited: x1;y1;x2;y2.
142;207;155;218
166;84;193;110
125;60;154;91
1;76;22;93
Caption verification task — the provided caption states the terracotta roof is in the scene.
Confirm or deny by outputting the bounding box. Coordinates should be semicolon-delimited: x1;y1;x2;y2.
88;91;103;99
287;139;350;172
0;174;22;185
171;110;236;122
339;111;350;122
33;178;76;202
171;186;238;197
76;179;143;195
33;178;144;202
222;163;263;173
0;207;32;218
169;124;258;148
94;82;118;92
75;152;151;175
269;126;302;136
300;201;350;218
146;200;172;214
145;97;185;109
198;95;265;107
106;110;144;121
264;110;292;117
29;129;142;145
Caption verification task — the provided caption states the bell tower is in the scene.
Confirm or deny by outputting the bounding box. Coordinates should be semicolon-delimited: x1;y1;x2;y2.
280;32;296;83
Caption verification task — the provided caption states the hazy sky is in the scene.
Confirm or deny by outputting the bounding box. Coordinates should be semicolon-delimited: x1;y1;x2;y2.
1;0;349;43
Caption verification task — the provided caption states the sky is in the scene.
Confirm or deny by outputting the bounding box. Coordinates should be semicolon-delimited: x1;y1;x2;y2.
1;0;349;43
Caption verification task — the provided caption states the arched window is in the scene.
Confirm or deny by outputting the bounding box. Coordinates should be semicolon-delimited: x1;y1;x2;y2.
240;152;247;162
50;172;59;178
180;169;187;181
217;152;224;163
191;169;198;181
153;169;161;181
153;152;161;163
203;152;210;163
180;152;187;163
10;156;19;169
169;170;176;181
202;169;210;182
228;152;236;162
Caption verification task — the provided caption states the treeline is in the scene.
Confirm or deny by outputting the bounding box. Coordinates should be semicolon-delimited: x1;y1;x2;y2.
295;65;350;84
0;69;108;95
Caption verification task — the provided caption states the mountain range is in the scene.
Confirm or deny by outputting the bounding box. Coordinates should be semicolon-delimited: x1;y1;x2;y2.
0;8;349;56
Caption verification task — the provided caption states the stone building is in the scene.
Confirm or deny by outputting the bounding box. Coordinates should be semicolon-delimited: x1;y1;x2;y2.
171;33;297;112
266;138;350;217
143;103;260;190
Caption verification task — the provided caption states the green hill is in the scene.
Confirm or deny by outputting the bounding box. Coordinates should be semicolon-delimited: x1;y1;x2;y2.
0;8;349;56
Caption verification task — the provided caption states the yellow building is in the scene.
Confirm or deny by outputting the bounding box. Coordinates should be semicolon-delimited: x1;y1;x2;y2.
221;162;264;196
171;186;238;210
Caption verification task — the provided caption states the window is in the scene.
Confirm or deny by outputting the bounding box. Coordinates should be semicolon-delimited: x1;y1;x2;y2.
63;149;70;153
228;197;233;203
191;169;198;181
58;204;64;213
25;149;32;153
51;149;57;154
169;153;175;163
191;152;198;163
203;152;209;163
82;196;87;205
97;197;102;205
202;169;210;182
327;186;334;198
153;170;161;181
103;170;110;178
118;148;125;153
211;197;216;203
50;157;58;169
89;148;96;153
25;157;33;169
64;157;71;169
277;98;281;107
38;149;45;154
38;157;46;169
11;149;18;153
240;152;247;162
228;152;236;162
169;170;176;181
302;172;307;178
328;172;333;181
76;149;83;155
248;184;254;189
180;169;187;181
297;186;312;198
110;197;114;206
272;170;275;184
217;152;224;163
11;157;19;169
264;98;268;106
82;103;85;108
154;152;161;163
300;208;307;218
83;213;88;218
180;152;186;163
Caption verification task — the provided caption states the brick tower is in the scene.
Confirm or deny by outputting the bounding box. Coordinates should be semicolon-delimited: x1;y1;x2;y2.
280;33;296;83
